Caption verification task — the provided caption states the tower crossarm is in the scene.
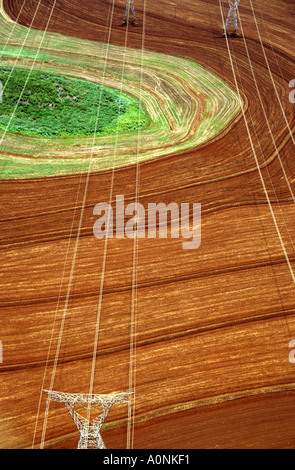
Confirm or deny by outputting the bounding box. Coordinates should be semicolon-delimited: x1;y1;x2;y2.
43;390;82;404
43;390;132;405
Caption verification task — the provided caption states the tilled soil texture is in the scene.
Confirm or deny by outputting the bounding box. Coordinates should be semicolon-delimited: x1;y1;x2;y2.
1;0;295;449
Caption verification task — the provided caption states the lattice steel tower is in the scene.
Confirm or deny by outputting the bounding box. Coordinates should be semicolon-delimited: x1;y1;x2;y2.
225;0;241;35
43;390;133;449
122;0;136;25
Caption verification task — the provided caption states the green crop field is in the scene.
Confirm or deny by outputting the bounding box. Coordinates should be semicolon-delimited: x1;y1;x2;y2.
0;67;147;138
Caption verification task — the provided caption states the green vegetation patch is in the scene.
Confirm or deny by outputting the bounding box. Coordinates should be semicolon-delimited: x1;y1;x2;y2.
0;67;147;138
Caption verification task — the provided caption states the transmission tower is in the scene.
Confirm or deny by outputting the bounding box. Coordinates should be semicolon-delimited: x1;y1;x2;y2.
43;390;133;449
225;0;241;36
122;0;136;25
